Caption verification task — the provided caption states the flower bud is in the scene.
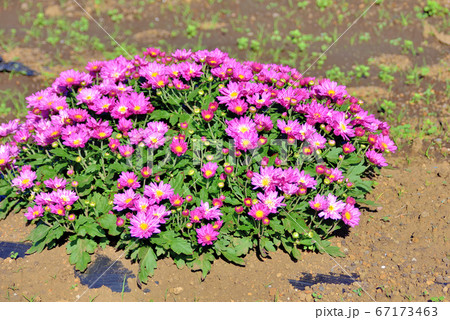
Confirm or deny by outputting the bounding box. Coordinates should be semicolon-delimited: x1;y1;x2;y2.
71;181;79;188
235;206;244;214
68;213;76;221
116;217;124;227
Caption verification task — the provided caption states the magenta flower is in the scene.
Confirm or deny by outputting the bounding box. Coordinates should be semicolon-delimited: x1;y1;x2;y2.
63;132;90;148
319;194;345;220
170;137;188;156
366;149;388;167
117;118;134;133
134;196;154;213
44;177;67;190
314;79;347;100
374;134;397;153
148;204;171;224
201;162;218;179
144;181;174;204
332;112;355;141
327;168;344;183
342;142;356;154
51;189;79;206
200;201;222;220
24;205;44;220
190;208;204;223
225;116;256;139
170;194;184;207
248;203;270;220
309;194;327;211
12;169;37;191
257;191;285;213
196;224;219;246
251;166;280;191
118;145;134;158
129;212;161;239
226;99;248;115
50;204;66;216
113;189;137;211
118;172;141;190
235;130;259;151
144;131;166;149
341;204;361;227
217;81;241;104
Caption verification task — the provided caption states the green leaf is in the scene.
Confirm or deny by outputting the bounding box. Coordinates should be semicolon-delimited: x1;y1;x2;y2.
66;238;97;271
260;237;276;252
170;238;193;255
77;175;94;189
192;253;214;279
169;113;179;126
345;163;367;181
98;213;121;236
325;147;341;163
86;164;101;174
233;237;253;256
291;246;302;260
92;193;110;215
51;148;72;159
36;165;57;180
222;250;245;266
138;246;157;283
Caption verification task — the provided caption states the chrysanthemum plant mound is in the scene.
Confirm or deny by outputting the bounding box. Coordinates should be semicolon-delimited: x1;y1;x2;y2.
0;48;396;280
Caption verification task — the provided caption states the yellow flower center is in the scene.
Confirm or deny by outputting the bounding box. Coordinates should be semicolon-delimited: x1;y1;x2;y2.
66;77;74;83
156;190;164;197
205;235;211;241
73;139;80;145
284;126;292;133
139;223;148;231
340;123;347;131
230;92;238;98
118;106;127;113
239;126;248;133
261;178;270;187
125;198;132;204
0;159;5;165
33;210;39;216
151;138;158;144
151;72;158;77
175;146;183;153
328;205;335;212
99;132;106;137
127;178;135;184
205;170;213;177
344;211;351;221
328;90;335;96
314;203;321;208
22;179;30;185
235;106;243;112
242;139;250;147
157;80;164;86
134;105;141;111
255;210;264;218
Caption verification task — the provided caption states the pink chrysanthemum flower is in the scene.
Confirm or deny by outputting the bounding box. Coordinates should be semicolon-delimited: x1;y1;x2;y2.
147;121;169;134
92;125;113;140
201;162;218;179
113;189;137;211
44;177;67;190
366;149;388;167
76;88;101;105
327;168;344;183
251;166;280;191
332;112;355;141
144;181;174;204
34;192;53;206
24;205;44;220
109;138;120;151
50;204;66;216
342;142;356;154
307;132;327;150
170;194;184;207
225;116;256;139
118;145;134;158
129;212;161;239
51;189;79;206
196;224;219;246
235;130;259;151
144;131;166;149
117;118;133;133
63;132;90;148
319;194;345;220
118;172;141;190
257;191;285;213
297;170;317;189
12;169;37;191
190;208;204;223
200;201;222;220
170;137;188;156
148;204;171;224
217;81;241;104
314;79;347;100
248;203;270;220
226;99;248;115
374;134;397;153
68;108;89;123
341;204;361;228
309;194;328;211
134;196;154;213
247;91;272;109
